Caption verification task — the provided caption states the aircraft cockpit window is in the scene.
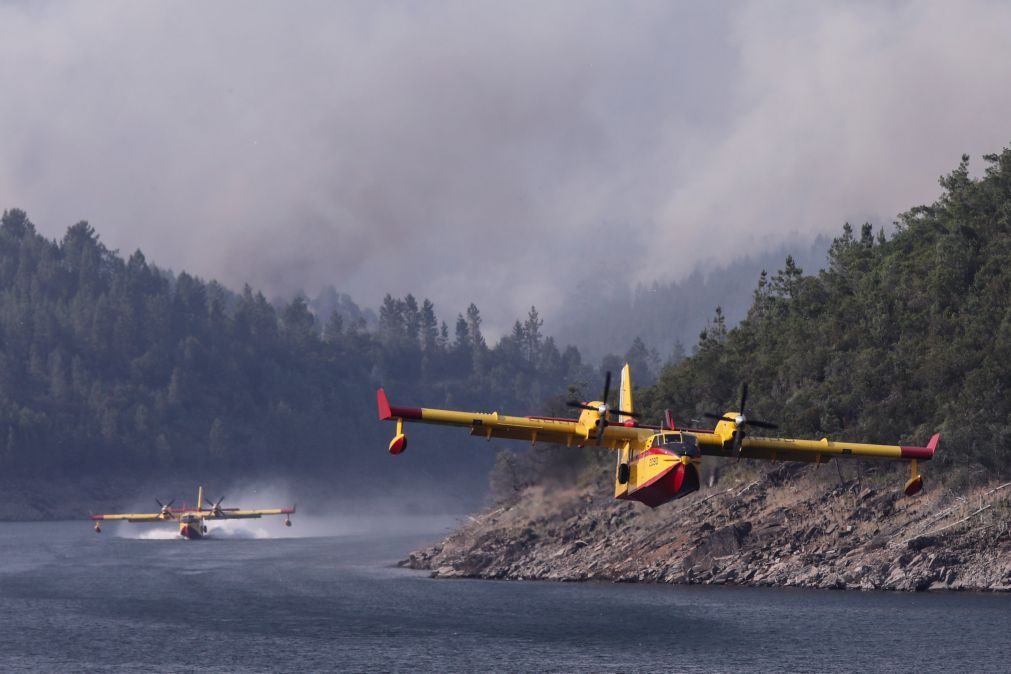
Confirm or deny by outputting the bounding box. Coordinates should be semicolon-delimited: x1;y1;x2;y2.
681;434;701;457
652;433;684;448
651;432;701;457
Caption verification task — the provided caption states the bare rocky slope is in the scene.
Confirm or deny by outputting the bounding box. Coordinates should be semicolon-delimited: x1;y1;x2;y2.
403;463;1011;592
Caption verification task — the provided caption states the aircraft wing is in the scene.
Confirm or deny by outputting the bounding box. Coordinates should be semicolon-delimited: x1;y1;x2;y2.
378;388;647;450
691;430;940;463
89;513;165;523
200;507;295;520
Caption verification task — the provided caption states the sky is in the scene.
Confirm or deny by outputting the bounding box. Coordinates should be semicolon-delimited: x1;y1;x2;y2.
1;1;1010;335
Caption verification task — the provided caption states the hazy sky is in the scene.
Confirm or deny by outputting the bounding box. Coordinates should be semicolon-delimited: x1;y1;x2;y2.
2;1;1010;334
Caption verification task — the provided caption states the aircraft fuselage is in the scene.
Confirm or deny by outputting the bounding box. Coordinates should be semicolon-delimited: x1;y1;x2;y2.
178;515;208;540
615;432;703;507
618;448;701;507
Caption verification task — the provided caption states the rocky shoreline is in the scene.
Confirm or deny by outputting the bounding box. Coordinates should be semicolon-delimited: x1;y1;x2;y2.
402;463;1011;592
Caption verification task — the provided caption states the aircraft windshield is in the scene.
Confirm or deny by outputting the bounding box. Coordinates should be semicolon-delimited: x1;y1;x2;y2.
651;432;700;457
650;433;678;448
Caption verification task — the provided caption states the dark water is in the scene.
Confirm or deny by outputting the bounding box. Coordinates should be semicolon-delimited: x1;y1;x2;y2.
0;519;1008;673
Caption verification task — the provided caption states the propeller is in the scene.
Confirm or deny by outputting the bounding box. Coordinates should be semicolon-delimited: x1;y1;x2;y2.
565;371;638;421
204;495;226;516
567;370;639;480
703;382;778;459
155;498;176;519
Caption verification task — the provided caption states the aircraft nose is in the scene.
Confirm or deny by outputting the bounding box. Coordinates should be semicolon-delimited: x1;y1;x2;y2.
671;462;701;497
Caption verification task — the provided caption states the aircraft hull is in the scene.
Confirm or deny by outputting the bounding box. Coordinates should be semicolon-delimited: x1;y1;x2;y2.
178;522;204;540
620;462;700;508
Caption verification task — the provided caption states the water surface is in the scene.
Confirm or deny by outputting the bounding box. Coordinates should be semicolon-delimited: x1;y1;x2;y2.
0;519;1007;672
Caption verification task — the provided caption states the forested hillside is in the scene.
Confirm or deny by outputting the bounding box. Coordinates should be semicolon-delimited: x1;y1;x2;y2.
634;147;1011;483
0;210;641;490
413;148;1011;593
6;145;1010;505
553;237;829;367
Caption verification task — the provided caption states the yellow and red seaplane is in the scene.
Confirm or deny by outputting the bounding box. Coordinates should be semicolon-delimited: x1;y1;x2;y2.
378;365;938;508
90;486;295;539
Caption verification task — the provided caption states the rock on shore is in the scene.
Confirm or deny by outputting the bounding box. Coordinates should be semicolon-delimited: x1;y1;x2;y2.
402;464;1011;592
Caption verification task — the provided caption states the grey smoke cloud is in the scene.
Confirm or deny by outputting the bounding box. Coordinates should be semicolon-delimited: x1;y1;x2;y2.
1;2;1009;335
652;2;1011;270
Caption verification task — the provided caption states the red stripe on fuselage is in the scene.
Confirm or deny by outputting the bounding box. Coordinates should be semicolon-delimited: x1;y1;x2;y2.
632;448;675;461
628;462;676;492
527;415;582;423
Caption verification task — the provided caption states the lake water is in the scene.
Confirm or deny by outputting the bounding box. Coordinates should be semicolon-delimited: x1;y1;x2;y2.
0;518;1008;672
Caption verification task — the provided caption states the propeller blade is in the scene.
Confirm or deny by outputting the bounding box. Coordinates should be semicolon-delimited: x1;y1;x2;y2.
166;499;175;508
611;408;638;418
704;412;736;423
601;371;612;405
597;419;609;441
748;419;778;430
739;382;749;415
733;430;745;461
566;401;597;412
155;498;164;508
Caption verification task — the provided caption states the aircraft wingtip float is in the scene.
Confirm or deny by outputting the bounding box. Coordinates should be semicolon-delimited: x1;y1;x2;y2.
90;486;295;539
378;364;938;508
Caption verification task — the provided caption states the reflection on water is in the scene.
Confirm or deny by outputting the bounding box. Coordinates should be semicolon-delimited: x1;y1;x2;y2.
0;519;1007;673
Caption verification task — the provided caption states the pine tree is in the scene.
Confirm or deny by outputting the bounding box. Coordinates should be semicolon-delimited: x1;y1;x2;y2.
420;299;438;352
523;306;543;363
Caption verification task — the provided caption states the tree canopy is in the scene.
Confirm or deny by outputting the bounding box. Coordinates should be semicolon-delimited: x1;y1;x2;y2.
640;147;1011;483
0;210;598;488
6;145;1010;498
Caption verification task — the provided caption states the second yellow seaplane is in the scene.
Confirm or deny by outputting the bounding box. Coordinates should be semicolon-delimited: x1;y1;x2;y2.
90;486;295;539
378;365;938;508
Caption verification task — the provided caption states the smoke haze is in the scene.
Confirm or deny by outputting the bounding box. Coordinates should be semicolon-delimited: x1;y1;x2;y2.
2;1;1009;333
111;480;462;540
